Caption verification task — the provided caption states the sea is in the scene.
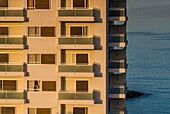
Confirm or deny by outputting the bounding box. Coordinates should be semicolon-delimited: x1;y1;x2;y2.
126;32;170;114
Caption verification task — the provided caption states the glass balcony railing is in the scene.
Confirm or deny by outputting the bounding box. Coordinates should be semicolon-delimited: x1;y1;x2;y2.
109;87;125;94
58;36;93;45
0;36;24;44
58;90;93;100
109;108;127;114
0;63;24;72
109;35;125;43
0;91;24;99
109;8;125;17
58;65;93;73
0;7;24;17
109;111;125;114
58;8;94;17
109;61;125;69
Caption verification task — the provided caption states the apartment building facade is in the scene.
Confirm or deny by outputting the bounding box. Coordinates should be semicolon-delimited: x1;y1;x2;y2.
0;0;127;114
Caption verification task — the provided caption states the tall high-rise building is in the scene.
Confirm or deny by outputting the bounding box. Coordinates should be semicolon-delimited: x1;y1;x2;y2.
0;0;127;114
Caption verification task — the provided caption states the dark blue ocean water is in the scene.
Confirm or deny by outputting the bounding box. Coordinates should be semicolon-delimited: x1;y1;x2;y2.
126;32;170;114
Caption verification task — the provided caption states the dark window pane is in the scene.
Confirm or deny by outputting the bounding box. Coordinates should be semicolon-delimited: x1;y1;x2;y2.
41;54;55;64
37;108;51;114
3;80;16;91
73;107;86;114
70;27;82;36
35;0;49;9
0;27;8;35
76;81;88;92
1;107;15;114
0;0;8;7
42;81;56;91
76;54;88;64
73;0;85;8
0;54;8;63
41;27;55;37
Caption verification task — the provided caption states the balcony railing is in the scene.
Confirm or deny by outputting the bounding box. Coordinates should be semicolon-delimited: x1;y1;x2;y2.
109;108;127;114
0;7;24;17
109;87;125;94
58;8;94;17
109;35;125;43
0;91;24;99
109;8;125;17
0;63;24;72
58;90;93;100
109;61;125;69
58;64;93;73
0;35;24;44
58;36;93;45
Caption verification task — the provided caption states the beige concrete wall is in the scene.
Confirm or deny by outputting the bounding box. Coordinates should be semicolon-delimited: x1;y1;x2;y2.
8;0;24;7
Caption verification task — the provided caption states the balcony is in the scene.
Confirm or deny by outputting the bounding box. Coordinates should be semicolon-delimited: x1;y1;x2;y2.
108;34;126;48
0;63;25;76
0;91;25;104
0;36;25;49
58;90;94;104
58;36;94;49
108;8;126;21
108;85;126;98
0;7;25;22
58;64;94;77
109;109;127;114
58;8;94;22
108;60;126;73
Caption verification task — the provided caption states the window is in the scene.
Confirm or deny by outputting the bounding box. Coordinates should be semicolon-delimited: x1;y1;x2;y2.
0;80;16;91
28;54;40;64
41;27;55;37
1;107;15;114
27;80;40;91
42;81;56;91
76;81;88;92
76;54;88;64
28;108;51;114
0;0;8;7
73;107;88;114
70;26;88;36
41;54;55;64
0;27;8;35
27;54;55;64
28;27;55;37
73;0;88;8
28;27;40;37
27;80;56;92
27;0;50;10
0;54;8;63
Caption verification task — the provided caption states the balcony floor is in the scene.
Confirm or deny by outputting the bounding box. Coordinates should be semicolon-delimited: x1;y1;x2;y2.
58;99;94;104
0;17;24;22
58;45;94;49
58;17;94;22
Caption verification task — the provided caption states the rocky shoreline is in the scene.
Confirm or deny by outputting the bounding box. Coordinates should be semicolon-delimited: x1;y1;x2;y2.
126;90;145;98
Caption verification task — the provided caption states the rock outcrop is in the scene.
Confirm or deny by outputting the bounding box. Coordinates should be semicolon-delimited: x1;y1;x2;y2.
126;90;145;98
